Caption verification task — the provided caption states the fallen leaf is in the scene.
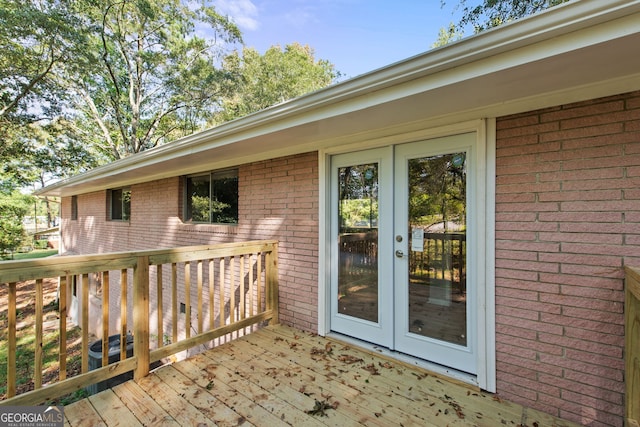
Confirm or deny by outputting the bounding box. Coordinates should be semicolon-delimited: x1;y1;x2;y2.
325;342;333;354
363;364;380;375
338;354;363;364
305;400;335;417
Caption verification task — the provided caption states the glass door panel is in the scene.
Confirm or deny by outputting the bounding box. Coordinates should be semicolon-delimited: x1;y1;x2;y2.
407;153;467;346
337;163;379;323
330;147;393;347
394;133;477;375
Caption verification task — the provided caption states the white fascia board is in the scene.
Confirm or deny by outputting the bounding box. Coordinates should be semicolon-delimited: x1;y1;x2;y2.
37;0;640;197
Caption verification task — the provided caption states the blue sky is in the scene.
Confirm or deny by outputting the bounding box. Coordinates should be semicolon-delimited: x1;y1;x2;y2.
213;0;474;80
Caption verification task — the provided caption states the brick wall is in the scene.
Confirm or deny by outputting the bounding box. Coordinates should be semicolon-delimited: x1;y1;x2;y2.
61;152;319;333
59;91;640;425
495;91;640;426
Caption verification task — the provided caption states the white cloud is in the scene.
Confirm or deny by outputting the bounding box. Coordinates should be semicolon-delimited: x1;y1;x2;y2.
215;0;260;31
283;7;316;29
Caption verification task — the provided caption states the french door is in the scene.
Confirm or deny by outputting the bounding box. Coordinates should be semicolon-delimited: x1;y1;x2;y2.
330;133;479;374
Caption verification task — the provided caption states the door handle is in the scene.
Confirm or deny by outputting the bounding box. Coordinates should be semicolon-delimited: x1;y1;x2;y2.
395;250;405;258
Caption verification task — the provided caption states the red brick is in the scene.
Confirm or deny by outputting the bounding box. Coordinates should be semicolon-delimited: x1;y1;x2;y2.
494;92;640;425
540;100;625;123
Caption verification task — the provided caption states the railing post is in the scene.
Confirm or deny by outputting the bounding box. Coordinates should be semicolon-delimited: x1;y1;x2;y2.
625;266;640;427
267;244;279;324
134;256;150;381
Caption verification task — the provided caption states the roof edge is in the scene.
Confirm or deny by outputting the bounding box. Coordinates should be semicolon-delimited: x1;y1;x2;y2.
36;0;640;197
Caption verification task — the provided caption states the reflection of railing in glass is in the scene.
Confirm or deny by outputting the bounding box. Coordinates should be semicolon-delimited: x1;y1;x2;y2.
337;231;378;322
410;232;466;295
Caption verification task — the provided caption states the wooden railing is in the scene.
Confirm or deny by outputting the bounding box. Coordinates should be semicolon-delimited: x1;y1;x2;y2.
339;230;466;293
412;232;466;293
0;240;278;406
625;266;640;427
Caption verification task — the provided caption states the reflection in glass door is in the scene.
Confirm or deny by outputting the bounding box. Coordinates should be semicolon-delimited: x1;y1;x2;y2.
330;147;393;347
407;153;467;346
337;163;379;323
330;134;479;375
394;134;477;375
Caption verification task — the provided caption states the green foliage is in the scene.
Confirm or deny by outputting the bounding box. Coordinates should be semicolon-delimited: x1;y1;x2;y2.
408;153;466;229
444;0;571;34
1;1;338;193
0;191;32;258
432;23;465;48
214;43;338;124
69;0;243;159
338;164;379;229
0;0;86;122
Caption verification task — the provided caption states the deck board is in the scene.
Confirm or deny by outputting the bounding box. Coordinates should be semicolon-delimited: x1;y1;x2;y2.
64;325;580;426
112;380;179;426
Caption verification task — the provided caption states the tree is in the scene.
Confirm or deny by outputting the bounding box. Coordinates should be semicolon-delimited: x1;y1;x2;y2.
0;0;85;122
432;23;464;48
0;191;32;259
213;43;338;124
64;0;243;159
0;0;88;189
444;0;571;34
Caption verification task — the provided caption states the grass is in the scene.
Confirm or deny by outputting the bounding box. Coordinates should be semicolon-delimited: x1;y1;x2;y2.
3;249;59;261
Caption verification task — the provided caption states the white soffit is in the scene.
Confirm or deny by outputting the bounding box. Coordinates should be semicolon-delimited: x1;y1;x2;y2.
38;0;640;197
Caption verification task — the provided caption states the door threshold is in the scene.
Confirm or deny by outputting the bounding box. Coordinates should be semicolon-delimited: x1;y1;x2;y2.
327;332;479;389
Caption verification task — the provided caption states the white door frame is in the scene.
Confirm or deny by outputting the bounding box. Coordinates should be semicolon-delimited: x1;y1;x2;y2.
318;119;496;391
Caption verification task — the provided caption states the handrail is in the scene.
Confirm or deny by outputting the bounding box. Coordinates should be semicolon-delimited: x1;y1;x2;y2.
0;240;279;406
625;266;640;427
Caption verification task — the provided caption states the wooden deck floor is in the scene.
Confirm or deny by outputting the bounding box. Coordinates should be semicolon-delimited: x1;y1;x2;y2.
64;325;579;427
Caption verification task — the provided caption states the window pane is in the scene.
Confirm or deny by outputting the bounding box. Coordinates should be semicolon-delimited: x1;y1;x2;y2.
337;163;379;323
186;175;211;222
407;152;467;346
112;189;123;220
121;190;131;221
110;188;131;221
71;196;78;220
211;171;238;224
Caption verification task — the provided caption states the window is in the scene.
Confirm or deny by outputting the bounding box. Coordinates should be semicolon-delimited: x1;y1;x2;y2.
108;188;131;221
185;169;238;224
71;195;78;220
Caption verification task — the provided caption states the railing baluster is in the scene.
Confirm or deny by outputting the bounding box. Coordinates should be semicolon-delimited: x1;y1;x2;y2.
172;263;178;344
81;274;89;374
230;256;235;324
185;261;191;339
7;282;17;398
219;258;225;327
209;260;214;330
35;279;43;389
120;269;128;362
102;271;110;366
249;254;254;317
240;255;246;320
257;255;263;313
58;276;67;381
197;260;203;334
157;264;163;348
